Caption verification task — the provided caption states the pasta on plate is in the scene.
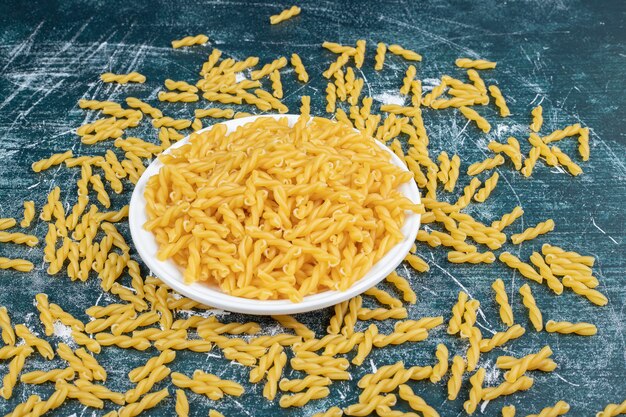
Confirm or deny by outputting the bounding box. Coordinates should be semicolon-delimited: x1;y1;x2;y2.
143;116;422;302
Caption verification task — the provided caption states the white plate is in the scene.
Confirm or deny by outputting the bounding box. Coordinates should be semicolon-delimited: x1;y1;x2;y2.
129;115;421;315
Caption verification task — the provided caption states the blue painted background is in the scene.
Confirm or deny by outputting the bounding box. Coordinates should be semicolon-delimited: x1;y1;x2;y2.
0;0;624;415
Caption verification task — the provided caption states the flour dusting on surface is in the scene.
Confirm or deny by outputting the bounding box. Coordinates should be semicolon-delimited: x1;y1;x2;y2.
372;92;405;106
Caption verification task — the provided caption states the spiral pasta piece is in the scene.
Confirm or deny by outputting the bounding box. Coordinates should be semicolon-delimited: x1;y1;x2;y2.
482;376;534;401
530;105;543;132
118;388;168;417
467;154;504;176
327;301;349;334
0;307;15;346
372;327;427;348
489;279;514;327
374;42;387;70
447;355;465;400
489;85;510;117
526;253;562;295
480;325;526;352
551;146;583;176
344;394;397;416
94;333;151;350
395;385;438;417
125;365;171;403
34;294;54;336
272;315;315;340
388;44;422;61
448;291;468;335
152;117;192;129
511;219;555;244
465;326;482;372
562;276;607;306
464;367;485;414
5;393;40;416
100;72;146;84
270;5;301;24
20;367;74;384
443;154;461;192
158;91;199;102
15;325;53;359
578;127;590;161
359;307;408;321
364;287;403;308
290;53;309;82
126;97;162;118
448;250;495;264
0;346;33;399
519;284;543;331
341;296;361;337
473;172;499;202
128;349;176;382
172;34;208;48
352;324;378;365
400;65;417;95
596;399;626;417
251;57;288;80
499;252;543;284
279;375;331;393
0;217;16;230
326;82;336;113
0;231;39;247
32;150;73;173
429;343;449;383
543;123;581;144
504;346;553;383
490;207;523;232
456;58;496;69
502;405;517;417
527;401;570;417
74;348;106;381
545;320;597;336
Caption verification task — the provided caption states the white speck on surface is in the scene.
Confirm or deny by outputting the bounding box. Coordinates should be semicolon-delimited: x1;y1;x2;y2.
235;72;246;82
372;92;405;106
53;321;74;344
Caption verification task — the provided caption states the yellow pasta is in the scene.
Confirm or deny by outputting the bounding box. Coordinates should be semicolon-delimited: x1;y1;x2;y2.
32;150;73;173
158;91;199;103
20;368;74;384
503;346;553;383
272;315;315;340
100;72;146;84
519;284;543;331
527;401;570;417
14;325;53;359
118;388;169;417
456;58;496;69
479;324;525;352
172;34;208;48
322;41;356;56
75;348;106;381
388;44;422;61
491;206;524;231
126;97;163;118
364;287;403;308
482;376;534;401
447;355;465;400
0;307;15;346
34;293;54;336
464;368;485;414
251;57;288;80
511;219;555;244
5;393;41;416
152;117;192;129
467;69;487;95
344;394;397;416
465;326;482;371
0;346;33;399
270;5;301;24
492;278;514;326
429;343;449;383
530;105;543;132
562;276;607;306
543;123;581;144
448;291;468;335
448;250;495;264
291;53;309;82
0;217;16;230
545;320;597;336
352;324;378;365
467;154;504;175
400;65;417;95
174;389;189;417
125;365;170;403
164;79;198;93
444;154;461;192
596;399;626;417
528;252;563;295
502;405;517;417
0;256;33;272
374;42;387;70
551;146;583;176
578;127;590;161
94;333;151;350
499;252;543;284
489;85;510;117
